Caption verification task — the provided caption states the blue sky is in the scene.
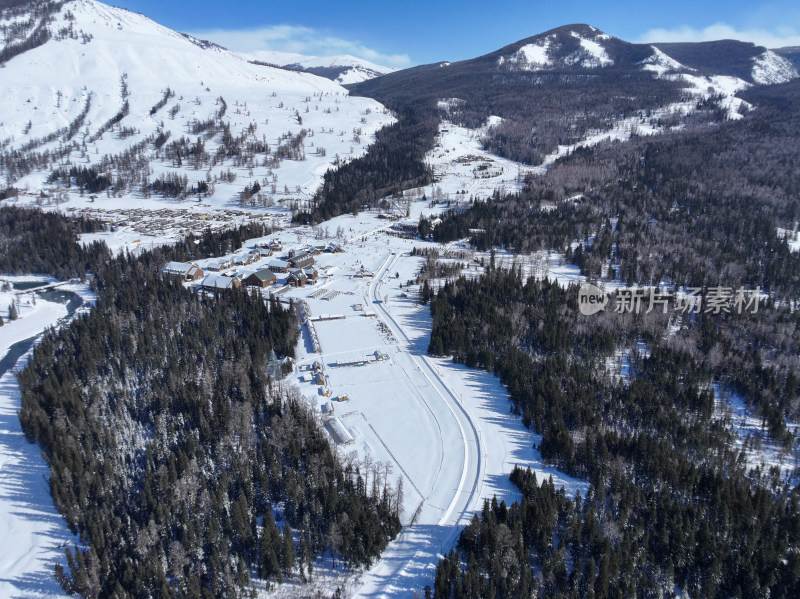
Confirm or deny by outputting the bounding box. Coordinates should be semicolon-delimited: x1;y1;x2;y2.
116;0;800;67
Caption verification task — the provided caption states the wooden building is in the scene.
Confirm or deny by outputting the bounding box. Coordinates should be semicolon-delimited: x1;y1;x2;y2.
243;269;277;288
161;261;204;281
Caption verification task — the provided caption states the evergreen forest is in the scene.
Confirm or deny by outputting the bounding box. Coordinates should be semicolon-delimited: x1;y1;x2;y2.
2;210;401;598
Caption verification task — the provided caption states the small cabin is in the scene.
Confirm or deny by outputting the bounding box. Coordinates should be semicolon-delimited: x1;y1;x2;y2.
161;262;204;281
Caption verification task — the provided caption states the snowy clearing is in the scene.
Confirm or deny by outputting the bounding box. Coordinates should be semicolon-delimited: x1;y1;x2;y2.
174;205;589;597
714;385;800;483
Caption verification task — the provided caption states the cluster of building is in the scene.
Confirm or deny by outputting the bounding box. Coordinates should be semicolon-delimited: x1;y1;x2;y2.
68;206;264;237
159;239;344;293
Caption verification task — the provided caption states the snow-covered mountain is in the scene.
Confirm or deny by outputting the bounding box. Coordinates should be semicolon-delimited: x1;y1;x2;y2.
491;24;799;85
246;50;395;84
652;39;799;85
497;25;616;70
0;0;392;215
355;24;797;130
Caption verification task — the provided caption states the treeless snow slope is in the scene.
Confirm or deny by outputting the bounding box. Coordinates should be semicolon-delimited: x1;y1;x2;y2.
0;279;95;599
1;0;346;143
751;50;799;84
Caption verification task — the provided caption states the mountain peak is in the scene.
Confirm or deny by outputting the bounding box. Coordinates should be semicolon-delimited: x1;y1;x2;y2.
497;24;616;71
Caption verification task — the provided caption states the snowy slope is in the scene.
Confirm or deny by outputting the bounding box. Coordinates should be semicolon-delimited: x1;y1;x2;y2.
497;26;614;70
0;277;95;599
639;45;687;75
497;36;554;70
0;0;393;222
566;30;613;67
751;49;799;85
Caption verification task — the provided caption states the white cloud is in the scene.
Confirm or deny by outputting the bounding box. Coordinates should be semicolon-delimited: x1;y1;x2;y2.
636;23;800;48
186;24;411;68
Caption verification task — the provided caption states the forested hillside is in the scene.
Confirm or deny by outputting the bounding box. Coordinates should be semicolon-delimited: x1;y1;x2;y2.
426;75;800;599
6;211;401;597
295;101;438;223
350;25;692;167
0;205;108;279
429;269;800;599
432;79;800;297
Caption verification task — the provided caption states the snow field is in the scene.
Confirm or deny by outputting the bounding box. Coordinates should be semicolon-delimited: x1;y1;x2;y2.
714;385;800;482
0;277;67;357
2;0;394;248
0;277;95;599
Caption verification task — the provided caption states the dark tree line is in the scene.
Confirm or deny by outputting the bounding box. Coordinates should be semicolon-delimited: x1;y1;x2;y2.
49;165;112;194
295;102;437;223
0;205;107;279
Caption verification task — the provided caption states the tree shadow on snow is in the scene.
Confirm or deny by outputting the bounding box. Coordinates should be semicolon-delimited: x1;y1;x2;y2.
0;371;73;597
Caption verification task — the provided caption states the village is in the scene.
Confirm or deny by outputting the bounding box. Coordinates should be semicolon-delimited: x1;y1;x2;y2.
27;115;583;596
157;219;424;438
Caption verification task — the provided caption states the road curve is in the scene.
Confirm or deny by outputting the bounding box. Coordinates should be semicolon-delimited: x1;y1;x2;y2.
352;252;485;597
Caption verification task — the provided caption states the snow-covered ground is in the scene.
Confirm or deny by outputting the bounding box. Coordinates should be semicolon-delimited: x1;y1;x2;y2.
0;277;94;599
0;277;66;355
3;6;791;594
425;117;531;200
1;0;394;247
171;204;586;598
714;385;800;483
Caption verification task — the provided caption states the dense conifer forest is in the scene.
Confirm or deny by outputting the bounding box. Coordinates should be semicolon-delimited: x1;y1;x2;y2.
430;80;800;297
428;269;800;599
3;210;401;597
424;77;800;599
0;205;108;279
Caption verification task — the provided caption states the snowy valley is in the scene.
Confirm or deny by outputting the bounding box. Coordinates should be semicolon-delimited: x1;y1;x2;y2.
2;1;800;598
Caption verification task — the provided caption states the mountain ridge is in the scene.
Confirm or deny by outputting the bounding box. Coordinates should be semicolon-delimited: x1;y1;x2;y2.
241;49;395;84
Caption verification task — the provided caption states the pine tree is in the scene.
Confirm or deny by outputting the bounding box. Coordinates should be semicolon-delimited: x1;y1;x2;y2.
281;523;295;575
